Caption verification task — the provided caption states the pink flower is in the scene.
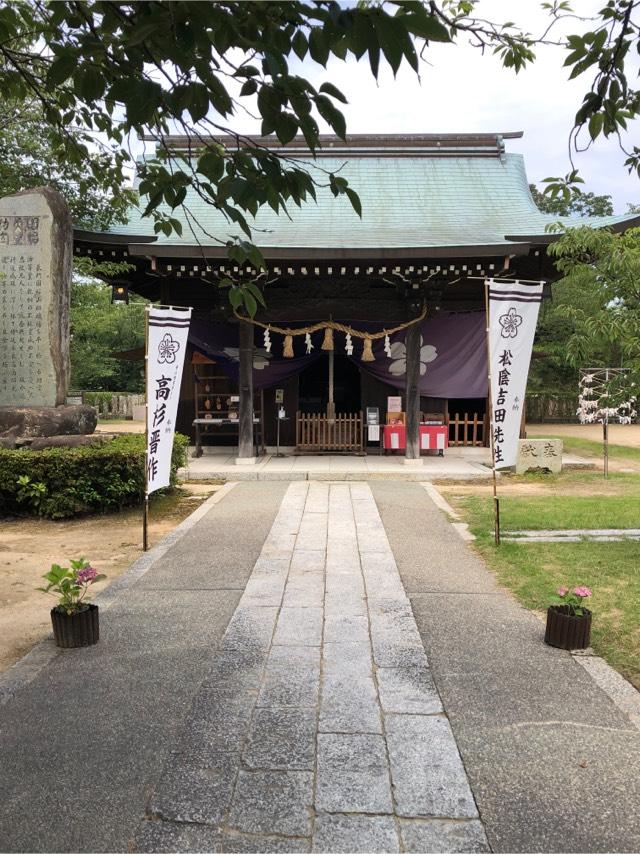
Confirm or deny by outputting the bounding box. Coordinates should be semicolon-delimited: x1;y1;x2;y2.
557;587;569;597
573;586;592;599
76;566;98;585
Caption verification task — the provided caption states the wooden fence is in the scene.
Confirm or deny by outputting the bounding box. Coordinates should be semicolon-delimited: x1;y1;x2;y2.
296;412;364;453
447;411;487;447
525;393;577;423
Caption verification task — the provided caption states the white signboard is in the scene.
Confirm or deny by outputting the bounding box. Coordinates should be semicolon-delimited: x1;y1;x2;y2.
488;280;543;469
146;307;192;495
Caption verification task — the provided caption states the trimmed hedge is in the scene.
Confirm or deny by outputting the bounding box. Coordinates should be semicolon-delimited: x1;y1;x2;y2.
0;433;189;519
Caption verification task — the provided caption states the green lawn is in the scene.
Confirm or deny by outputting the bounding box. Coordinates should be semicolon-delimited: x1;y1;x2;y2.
552;435;640;465
447;471;640;689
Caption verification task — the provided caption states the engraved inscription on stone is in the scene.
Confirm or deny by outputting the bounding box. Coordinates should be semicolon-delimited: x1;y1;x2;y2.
0;216;41;246
0;189;71;407
516;438;563;474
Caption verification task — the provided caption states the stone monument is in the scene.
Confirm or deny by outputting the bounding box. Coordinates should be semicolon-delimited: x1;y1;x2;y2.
0;187;71;407
516;438;563;474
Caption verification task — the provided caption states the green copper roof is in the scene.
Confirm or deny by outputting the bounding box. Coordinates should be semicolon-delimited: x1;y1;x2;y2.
99;135;638;254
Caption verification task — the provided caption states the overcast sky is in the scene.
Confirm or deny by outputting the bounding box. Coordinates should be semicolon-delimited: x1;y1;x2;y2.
222;0;640;213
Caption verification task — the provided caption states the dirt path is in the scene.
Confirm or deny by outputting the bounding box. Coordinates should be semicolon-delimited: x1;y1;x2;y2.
95;420;145;434
0;483;219;673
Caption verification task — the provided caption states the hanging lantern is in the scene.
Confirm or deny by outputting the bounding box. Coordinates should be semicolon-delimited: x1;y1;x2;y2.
111;282;129;304
305;332;313;354
345;331;353;356
361;336;374;362
384;333;392;357
283;334;294;358
263;326;272;353
321;326;334;351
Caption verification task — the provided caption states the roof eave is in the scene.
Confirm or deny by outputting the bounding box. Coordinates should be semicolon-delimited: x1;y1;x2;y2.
74;228;158;245
506;214;640;243
123;241;534;261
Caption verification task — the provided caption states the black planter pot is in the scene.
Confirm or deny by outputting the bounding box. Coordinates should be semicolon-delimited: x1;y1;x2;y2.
545;605;591;650
51;604;100;648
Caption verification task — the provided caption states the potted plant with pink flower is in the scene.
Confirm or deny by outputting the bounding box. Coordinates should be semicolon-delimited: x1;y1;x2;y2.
37;558;106;648
544;585;592;650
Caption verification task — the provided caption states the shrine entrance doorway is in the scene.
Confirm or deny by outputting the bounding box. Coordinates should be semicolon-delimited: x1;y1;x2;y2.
298;354;361;415
296;355;364;453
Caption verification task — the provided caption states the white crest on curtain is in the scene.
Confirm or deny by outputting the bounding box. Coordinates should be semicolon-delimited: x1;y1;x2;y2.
223;347;272;370
387;335;437;376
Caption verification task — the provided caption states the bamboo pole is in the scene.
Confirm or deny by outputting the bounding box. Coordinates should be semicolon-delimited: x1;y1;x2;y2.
484;280;500;546
143;305;150;552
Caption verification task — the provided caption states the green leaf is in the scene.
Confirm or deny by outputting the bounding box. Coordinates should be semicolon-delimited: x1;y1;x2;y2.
78;66;105;102
245;281;267;307
345;187;362;217
47;53;77;87
275;113;299;144
229;288;243;309
125;79;163;125
240;79;258;97
208;76;233;116
125;19;161;47
588;112;604;140
318;82;348;103
309;28;329;66
197;150;225;182
189;83;210;123
315;95;346;140
398;12;450;42
243;290;258;317
292;30;308;61
233;65;260;78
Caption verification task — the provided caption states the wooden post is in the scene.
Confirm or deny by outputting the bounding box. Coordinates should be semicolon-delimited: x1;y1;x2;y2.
484;280;500;546
143;305;149;551
405;319;421;462
237;320;255;463
327;349;336;422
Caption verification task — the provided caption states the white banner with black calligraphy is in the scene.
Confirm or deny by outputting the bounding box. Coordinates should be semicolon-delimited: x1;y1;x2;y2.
488;280;543;469
146;307;192;495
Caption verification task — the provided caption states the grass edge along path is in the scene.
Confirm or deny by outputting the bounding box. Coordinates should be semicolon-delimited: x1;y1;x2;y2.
548;434;640;465
446;475;640;692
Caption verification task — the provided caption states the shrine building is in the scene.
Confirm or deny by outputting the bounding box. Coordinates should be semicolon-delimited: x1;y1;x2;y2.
74;133;640;461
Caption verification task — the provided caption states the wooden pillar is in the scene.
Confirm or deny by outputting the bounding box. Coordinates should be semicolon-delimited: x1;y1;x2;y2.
237;320;255;464
405;320;421;462
327;349;336;422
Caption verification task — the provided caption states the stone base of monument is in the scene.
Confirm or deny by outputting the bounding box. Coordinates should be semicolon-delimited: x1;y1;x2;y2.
516;438;563;475
0;405;98;443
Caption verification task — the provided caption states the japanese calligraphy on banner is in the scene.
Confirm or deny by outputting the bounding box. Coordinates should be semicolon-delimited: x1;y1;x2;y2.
488;280;544;469
146;307;192;495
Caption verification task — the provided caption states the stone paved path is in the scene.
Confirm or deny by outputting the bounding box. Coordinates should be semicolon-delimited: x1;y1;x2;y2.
137;482;489;853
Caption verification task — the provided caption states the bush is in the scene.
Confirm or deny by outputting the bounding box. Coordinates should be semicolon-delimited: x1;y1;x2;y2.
0;433;189;519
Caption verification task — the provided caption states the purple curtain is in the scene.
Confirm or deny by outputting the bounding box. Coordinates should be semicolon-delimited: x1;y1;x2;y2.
189;312;487;398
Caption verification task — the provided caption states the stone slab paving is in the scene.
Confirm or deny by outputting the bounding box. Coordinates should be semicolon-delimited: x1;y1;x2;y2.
137;481;488;853
502;528;640;543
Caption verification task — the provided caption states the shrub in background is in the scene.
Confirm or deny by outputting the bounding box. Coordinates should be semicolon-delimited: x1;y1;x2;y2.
0;433;188;519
